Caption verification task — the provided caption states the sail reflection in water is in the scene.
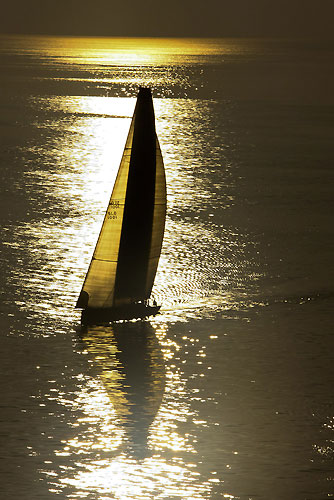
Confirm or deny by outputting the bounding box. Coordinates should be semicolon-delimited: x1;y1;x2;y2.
55;322;215;499
79;322;165;456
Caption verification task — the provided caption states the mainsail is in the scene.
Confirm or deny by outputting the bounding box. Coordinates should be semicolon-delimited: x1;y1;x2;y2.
76;88;166;312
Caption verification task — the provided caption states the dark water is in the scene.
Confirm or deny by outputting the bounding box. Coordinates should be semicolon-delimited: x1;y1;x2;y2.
0;35;333;499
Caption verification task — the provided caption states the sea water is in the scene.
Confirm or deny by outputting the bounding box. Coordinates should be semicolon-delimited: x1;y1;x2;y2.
0;35;333;499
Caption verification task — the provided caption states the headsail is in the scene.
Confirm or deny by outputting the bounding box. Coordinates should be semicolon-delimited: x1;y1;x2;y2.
76;88;166;310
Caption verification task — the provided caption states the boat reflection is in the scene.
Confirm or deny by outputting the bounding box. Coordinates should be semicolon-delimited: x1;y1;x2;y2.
79;321;165;458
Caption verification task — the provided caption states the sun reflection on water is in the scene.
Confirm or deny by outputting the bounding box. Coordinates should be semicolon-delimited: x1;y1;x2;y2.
48;321;223;499
2;34;240;66
1;34;332;500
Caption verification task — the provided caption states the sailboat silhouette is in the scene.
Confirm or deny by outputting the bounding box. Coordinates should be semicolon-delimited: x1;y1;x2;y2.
76;88;166;324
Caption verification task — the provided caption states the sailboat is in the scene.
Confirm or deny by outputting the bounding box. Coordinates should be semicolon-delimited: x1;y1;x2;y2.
76;87;166;324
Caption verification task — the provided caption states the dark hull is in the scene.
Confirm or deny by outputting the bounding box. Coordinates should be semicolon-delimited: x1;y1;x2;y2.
81;304;161;325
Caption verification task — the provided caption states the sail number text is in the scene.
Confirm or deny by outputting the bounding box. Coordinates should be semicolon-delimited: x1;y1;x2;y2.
107;200;120;220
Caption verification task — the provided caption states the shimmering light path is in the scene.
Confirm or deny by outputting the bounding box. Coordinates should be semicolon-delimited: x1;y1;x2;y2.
0;35;333;500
